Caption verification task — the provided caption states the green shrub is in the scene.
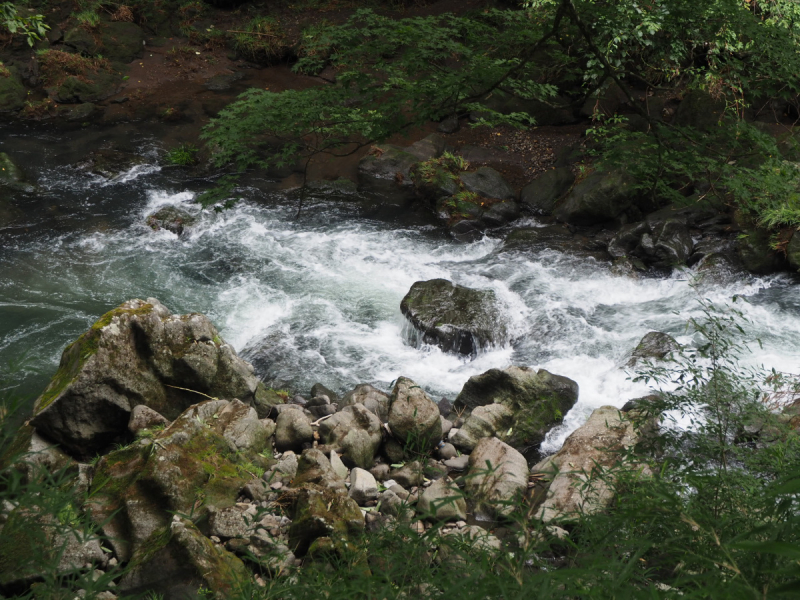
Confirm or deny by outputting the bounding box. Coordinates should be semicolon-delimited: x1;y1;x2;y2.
165;143;199;166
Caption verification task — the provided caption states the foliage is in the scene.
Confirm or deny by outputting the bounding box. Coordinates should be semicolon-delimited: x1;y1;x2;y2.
1;1;49;46
200;8;559;207
231;16;288;65
165;142;199;166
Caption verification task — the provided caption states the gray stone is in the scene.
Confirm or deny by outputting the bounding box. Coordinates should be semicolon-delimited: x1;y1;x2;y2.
370;462;391;481
30;298;265;459
390;461;424;489
388;377;442;452
118;517;249;598
443;455;469;472
378;489;404;517
208;504;257;539
460;167;515;201
340;383;390;422
531;406;643;523
626;331;679;367
273;451;299;478
465;437;528;518
275;409;313;452
311;382;340;404
0;69;26;113
553;170;639;225
520;167;575;215
330;450;349;480
455;366;578;451
437;442;458;460
146;206;198;236
481;199;521;227
440;417;453;438
318;404;382;469
451;403;514;452
357;145;419;204
287;487;364;556
417;477;466;522
349;468;379;505
291;448;346;493
400;279;508;356
128;404;170;435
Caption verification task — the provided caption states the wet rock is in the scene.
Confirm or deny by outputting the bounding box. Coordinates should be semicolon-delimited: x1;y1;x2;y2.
30;298;267;459
118;517;249;599
455;366;578;451
417;477;466;522
481;199;521;227
311;382;340;405
291;448;346;493
51;70;122;104
531;405;643;523
553;170;639;225
318;404;382;469
388;377;442;452
520;167;575;215
400;279;508;356
204;71;245;91
735;216;785;274
501;224;575;252
465;437;528;518
437;397;452;417
0;152;30;191
0;68;26;113
626;331;679;367
339;384;390;423
451;403;514;452
127;404;170;435
460;167;515;201
146;206;198;236
287;486;364;556
787;231;800;271
101;22;145;63
75;148;146;180
357;146;419;204
639;219;694;268
349;468;379;505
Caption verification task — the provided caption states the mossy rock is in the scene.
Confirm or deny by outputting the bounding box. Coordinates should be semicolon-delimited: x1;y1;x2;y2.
52;71;122;104
734;213;785;274
118;518;249;598
0;68;26;113
400;279;508;356
787;230;800;271
455;366;579;450
100;22;144;64
287;486;364;556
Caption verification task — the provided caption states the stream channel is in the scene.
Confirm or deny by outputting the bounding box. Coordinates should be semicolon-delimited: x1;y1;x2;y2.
2;124;800;453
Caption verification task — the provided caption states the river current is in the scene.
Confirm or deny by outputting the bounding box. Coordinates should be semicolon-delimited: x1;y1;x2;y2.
2;127;800;453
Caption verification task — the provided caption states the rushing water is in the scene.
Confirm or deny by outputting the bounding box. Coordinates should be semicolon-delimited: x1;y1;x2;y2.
2;126;800;453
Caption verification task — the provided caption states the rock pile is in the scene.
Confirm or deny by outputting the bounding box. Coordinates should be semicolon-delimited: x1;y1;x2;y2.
1;300;649;599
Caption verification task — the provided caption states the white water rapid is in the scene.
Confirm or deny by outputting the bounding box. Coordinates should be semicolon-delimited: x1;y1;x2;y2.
2;142;800;453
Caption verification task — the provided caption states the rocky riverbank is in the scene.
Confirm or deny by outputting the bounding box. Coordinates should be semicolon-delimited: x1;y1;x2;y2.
0;297;677;598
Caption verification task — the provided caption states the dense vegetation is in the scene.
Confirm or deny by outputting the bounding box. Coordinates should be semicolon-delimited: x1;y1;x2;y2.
201;0;800;231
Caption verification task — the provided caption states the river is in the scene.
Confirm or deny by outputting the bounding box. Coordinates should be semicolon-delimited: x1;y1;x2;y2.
2;124;799;453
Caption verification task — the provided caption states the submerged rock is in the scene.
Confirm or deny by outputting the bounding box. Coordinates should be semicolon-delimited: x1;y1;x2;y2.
626;331;680;367
400;279;508;355
454;366;578;451
146;206;198;236
30;298;269;459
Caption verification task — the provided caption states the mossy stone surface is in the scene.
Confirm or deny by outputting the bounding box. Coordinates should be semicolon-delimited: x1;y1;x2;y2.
0;70;26;113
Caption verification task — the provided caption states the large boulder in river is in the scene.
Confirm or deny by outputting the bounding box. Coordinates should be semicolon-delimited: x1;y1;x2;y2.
464;437;528;518
400;279;508;355
455;366;578;450
608;218;693;269
30;298;271;459
146;206;198;236
552;169;640;225
626;331;679;367
530;405;643;523
388;377;442;453
460;166;515;201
